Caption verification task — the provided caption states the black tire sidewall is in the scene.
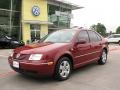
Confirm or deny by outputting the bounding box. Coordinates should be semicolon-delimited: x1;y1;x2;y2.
118;41;120;45
98;50;107;65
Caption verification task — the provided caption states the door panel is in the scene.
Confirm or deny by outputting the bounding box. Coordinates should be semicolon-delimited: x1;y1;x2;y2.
73;30;93;66
89;42;102;59
88;31;102;60
75;43;91;64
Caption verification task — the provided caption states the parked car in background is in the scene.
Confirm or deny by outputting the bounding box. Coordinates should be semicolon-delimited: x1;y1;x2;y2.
107;34;120;45
0;36;24;49
8;29;108;81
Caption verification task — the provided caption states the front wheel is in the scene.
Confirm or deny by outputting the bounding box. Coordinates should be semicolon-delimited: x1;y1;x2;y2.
98;50;107;65
54;57;72;81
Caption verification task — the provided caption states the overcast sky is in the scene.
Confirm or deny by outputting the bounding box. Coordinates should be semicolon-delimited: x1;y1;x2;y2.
68;0;120;32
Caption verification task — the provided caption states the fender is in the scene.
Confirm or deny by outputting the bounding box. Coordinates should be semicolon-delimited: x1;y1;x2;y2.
54;50;74;66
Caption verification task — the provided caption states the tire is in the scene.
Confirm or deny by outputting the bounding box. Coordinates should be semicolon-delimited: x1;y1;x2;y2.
98;50;107;65
54;57;72;81
118;41;120;45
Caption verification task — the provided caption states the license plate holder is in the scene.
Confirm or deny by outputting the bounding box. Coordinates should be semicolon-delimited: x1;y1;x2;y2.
13;61;19;68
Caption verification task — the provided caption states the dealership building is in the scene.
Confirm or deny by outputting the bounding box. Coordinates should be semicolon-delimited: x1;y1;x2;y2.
0;0;81;44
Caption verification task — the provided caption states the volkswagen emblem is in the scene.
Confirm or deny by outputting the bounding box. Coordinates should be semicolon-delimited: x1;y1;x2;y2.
32;6;40;16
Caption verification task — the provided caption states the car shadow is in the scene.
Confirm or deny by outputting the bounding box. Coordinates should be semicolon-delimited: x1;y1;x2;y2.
15;74;56;83
12;62;99;83
72;62;98;75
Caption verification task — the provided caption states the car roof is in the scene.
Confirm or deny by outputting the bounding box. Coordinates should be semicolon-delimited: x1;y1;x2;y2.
59;28;92;32
110;34;120;35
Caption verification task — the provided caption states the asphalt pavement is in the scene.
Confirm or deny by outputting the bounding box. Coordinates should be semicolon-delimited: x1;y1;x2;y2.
0;44;120;90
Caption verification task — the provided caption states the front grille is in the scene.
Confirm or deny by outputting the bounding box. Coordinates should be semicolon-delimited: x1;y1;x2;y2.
13;53;17;59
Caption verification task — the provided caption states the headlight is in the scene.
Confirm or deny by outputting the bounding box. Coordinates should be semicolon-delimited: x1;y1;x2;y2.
29;54;43;61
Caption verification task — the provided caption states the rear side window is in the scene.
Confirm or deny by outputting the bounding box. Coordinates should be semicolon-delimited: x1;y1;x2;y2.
108;35;120;38
108;35;113;38
114;35;120;38
78;30;89;42
88;31;101;42
95;32;102;41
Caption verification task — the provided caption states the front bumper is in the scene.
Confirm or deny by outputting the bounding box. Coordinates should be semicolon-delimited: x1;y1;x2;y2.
8;57;55;76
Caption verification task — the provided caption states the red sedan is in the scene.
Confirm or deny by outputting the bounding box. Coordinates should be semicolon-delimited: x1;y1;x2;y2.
8;28;108;81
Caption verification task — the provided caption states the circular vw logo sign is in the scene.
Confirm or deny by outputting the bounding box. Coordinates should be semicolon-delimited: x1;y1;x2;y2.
32;6;40;16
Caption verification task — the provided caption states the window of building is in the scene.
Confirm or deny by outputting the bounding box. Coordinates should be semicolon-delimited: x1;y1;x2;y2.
0;0;11;9
0;0;21;41
30;24;41;42
0;10;10;25
48;4;71;29
12;12;21;26
12;0;21;11
59;16;70;28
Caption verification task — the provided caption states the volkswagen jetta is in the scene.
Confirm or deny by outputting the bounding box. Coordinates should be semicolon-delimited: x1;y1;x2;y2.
8;28;108;81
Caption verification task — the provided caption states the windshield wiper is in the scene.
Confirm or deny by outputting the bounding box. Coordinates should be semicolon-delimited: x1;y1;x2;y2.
44;41;55;43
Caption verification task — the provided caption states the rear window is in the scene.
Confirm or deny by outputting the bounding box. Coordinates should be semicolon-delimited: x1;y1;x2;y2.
114;35;120;38
108;35;120;38
88;31;101;42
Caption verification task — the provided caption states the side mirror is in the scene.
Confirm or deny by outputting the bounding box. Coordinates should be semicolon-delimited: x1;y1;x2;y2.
76;39;87;45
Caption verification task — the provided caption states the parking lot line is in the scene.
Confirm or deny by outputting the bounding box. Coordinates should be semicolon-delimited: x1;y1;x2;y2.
109;48;120;52
0;47;119;79
0;71;16;79
0;55;8;58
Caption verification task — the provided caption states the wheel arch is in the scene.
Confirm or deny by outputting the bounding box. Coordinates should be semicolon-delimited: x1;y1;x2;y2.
103;47;108;54
55;53;74;69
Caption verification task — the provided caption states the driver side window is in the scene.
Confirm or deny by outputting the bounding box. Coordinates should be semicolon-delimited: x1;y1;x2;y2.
78;30;90;43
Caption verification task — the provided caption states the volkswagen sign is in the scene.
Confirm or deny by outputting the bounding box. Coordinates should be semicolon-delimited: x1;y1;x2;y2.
32;6;40;16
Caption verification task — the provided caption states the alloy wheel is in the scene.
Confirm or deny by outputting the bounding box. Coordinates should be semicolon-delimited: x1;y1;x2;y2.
102;51;107;63
59;61;70;78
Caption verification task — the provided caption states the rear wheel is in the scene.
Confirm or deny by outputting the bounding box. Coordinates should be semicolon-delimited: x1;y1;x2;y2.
118;41;120;45
98;50;107;65
54;57;72;81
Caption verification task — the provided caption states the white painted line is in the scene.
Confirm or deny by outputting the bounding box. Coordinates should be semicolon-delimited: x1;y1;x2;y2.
0;55;8;58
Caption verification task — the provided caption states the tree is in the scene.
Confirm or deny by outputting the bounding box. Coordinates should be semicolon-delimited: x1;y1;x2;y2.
116;26;120;34
90;24;96;31
90;23;106;36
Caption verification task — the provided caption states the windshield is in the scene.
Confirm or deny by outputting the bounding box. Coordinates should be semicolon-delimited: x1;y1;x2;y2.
41;30;77;43
108;35;113;38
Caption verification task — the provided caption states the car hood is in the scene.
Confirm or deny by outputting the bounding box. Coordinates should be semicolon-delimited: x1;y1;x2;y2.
14;42;70;54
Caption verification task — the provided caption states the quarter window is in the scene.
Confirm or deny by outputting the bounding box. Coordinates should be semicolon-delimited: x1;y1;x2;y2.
95;32;102;41
114;35;120;38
